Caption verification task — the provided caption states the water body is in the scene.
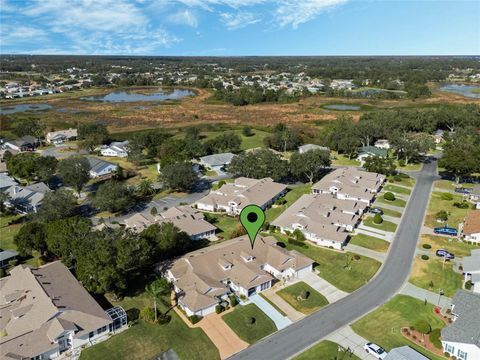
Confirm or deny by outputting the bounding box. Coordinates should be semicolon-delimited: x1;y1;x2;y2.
323;104;361;111
439;83;480;98
81;88;195;103
0;103;52;115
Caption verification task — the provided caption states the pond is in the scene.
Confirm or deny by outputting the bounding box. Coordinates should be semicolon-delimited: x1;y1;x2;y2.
80;88;195;103
0;103;52;115
439;83;480;98
323;104;361;111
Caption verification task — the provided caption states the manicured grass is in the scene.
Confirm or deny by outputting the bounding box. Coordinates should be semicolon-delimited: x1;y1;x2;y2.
378;207;402;218
294;340;361;360
424;191;469;229
277;282;329;315
352;295;446;360
363;217;398;232
387;175;416;188
0;215;22;250
259;293;287;316
376;196;407;208
205;213;240;239
349;234;390;252
420;234;479;258
80;280;219;360
274;234;381;293
222;304;277;344
384;184;412;195
331;152;361;166
409;256;463;298
394;161;422;171
265;184;311;222
434;180;475;191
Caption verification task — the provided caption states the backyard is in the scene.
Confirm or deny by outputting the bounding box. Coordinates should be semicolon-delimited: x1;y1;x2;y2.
222;303;277;344
409;256;463;298
331;152;361;167
349;234;390;252
352;295;446;360
275;235;381;293
80;279;219;360
277;281;329;315
294;340;360;360
265;184;311;222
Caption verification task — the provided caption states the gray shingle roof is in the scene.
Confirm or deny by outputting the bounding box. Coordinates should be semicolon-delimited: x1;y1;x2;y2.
86;157;117;174
199;152;236;167
441;290;480;346
385;346;429;360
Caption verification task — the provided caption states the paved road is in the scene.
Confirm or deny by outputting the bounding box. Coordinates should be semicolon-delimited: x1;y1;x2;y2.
229;160;439;360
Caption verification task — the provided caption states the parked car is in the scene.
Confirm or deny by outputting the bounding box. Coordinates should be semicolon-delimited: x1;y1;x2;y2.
369;207;384;215
364;343;388;360
434;227;458;236
436;249;455;260
454;188;471;195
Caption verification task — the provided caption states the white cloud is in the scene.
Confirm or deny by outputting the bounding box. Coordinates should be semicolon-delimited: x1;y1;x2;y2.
274;0;349;28
168;9;199;27
220;11;260;29
0;25;47;46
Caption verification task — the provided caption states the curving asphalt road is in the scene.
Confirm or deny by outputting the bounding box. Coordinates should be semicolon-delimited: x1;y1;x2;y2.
229;159;439;360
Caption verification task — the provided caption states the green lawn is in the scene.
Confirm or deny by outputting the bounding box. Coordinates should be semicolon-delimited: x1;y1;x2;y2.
424;191;469;229
294;340;360;360
274;234;381;293
222;304;277;344
80;279;219;360
277;282;329;315
363;217;398;232
409;257;463;298
387;175;416;188
378;207;402;218
376;196;407;208
434;180;475;191
420;234;479;258
265;184;311;223
0;215;22;250
205;213;240;239
394;161;422;171
201;129;271;150
349;234;390;252
259;293;287;316
352;295;446;360
384;184;412;195
331;152;361;166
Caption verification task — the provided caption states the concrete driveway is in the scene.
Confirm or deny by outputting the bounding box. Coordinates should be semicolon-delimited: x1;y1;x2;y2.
326;326;377;360
248;294;292;330
300;271;349;303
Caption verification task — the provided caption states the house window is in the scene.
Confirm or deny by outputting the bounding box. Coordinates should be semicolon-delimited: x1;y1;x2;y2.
457;349;467;360
89;331;95;338
260;282;270;291
445;344;455;355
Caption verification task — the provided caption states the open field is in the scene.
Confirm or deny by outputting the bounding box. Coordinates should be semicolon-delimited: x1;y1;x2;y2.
277;282;329;315
352;295;446;360
274;234;381;293
294;340;361;360
420;234;479;257
80;278;219;360
349;234;390;252
222;304;277;344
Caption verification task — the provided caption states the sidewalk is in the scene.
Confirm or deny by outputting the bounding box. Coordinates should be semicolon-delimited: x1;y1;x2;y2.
326;325;376;360
354;228;394;242
400;282;452;309
344;243;386;263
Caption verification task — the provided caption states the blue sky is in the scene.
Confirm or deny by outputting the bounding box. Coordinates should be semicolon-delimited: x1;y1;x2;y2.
1;0;479;56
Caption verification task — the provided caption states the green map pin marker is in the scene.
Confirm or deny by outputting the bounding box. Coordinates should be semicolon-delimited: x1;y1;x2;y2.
240;205;265;249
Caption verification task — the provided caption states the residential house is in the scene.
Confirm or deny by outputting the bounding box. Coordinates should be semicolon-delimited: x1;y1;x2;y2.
86;157;118;178
374;139;391;150
0;250;18;268
196;177;287;216
272;193;362;249
441;290;480;360
462;210;480;244
46;128;78;144
298;144;330;154
199;152;236;174
462;249;480;294
3;136;39;152
124;205;217;240
164;235;313;317
100;140;129;158
2;182;51;213
384;346;429;360
0;172;18;192
357;145;388;163
0;261;127;360
469;186;480;209
312;168;386;204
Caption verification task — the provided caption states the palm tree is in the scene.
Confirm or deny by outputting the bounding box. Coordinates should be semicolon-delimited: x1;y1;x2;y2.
145;279;163;322
138;179;154;197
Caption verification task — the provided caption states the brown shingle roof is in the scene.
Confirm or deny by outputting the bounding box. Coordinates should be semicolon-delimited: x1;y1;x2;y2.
464;210;480;235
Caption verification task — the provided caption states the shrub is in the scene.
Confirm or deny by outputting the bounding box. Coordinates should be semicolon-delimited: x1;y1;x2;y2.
0;268;6;278
299;290;310;300
229;295;238;307
157;314;171;325
394;174;403;181
215;305;224;314
288;238;307;248
429;328;442;349
421;255;429;260
240;294;247;301
453;201;470;209
140;307;156;322
435;210;449;222
246;317;256;325
384;192;396;201
189;315;201;324
414;319;432;335
444;352;450;358
373;213;383;224
126;308;140;321
465;280;473;290
353;254;361;261
398;160;406;168
422;244;432;249
441;193;453;201
242;126;253;137
150;207;158;216
217;180;226;188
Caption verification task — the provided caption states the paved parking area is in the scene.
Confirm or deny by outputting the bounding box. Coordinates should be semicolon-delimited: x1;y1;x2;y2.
326;326;376;360
299;271;349;303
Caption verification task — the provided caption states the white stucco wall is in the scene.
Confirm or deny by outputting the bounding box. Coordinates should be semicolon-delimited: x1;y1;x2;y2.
442;341;480;360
